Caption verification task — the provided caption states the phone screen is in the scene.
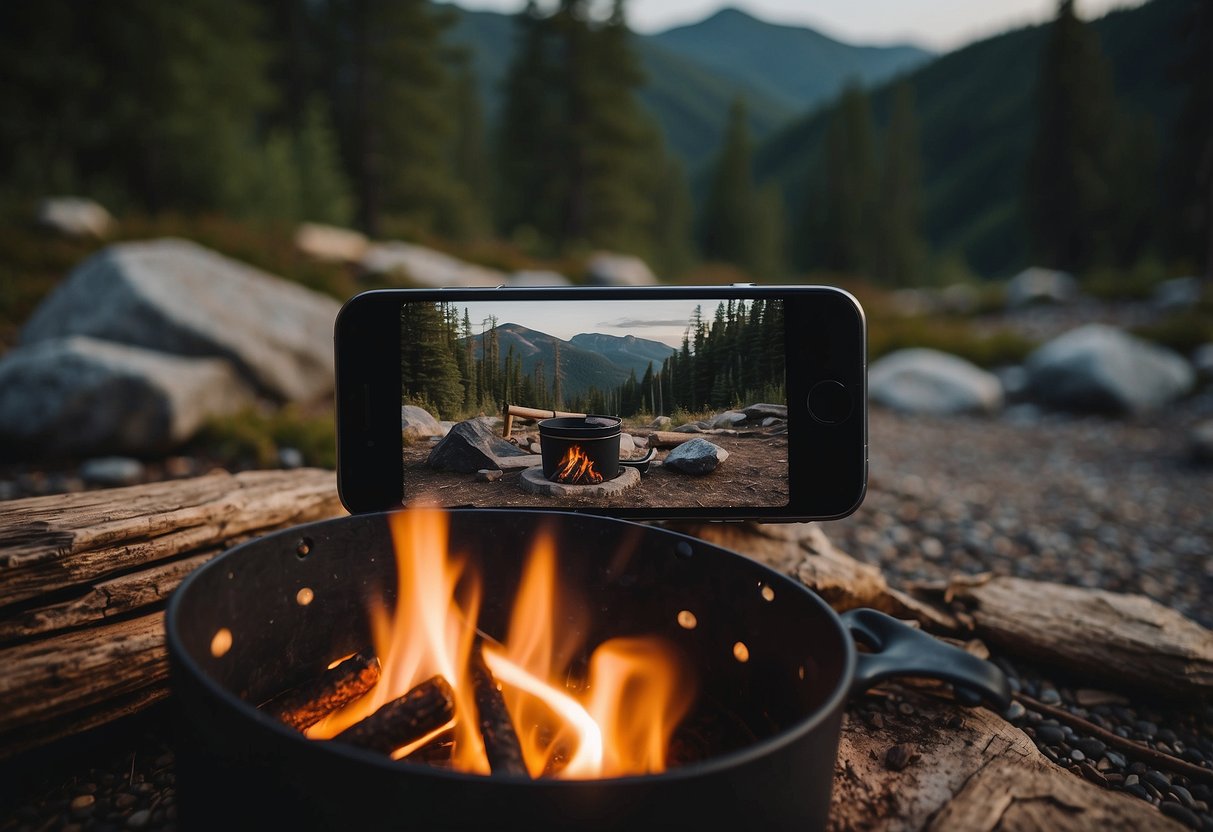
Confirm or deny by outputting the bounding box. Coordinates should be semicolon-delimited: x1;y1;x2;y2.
400;297;788;509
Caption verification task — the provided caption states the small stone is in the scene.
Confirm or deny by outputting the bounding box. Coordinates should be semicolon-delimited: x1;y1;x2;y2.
115;793;138;810
1180;747;1204;764
1036;725;1065;745
1157;728;1178;744
1070;748;1086;762
70;794;96;817
884;743;917;771
1105;751;1127;768
1136;720;1158;736
1074;688;1129;707
127;809;152;829
277;446;305;469
1039;687;1061;705
1079;762;1107;787
866;711;885;729
1169;784;1195;808
1003;701;1026;722
1144;770;1172;791
1125;783;1148;800
475;468;503;482
1159;801;1201;829
1075;737;1106;758
1156;741;1174;755
1125;774;1140;787
898;702;914;716
529;442;542;454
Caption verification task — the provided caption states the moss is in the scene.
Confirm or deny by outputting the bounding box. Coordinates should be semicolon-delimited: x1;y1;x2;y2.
869;317;1037;368
1133;305;1213;356
194;405;336;470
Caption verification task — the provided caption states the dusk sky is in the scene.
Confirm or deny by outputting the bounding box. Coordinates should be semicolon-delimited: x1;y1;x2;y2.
438;0;1142;51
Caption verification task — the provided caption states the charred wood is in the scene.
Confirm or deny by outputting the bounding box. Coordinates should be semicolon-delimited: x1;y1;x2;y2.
261;650;382;732
471;645;528;776
332;676;456;755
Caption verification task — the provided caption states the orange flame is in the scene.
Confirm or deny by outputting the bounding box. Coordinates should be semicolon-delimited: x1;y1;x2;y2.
309;508;695;779
552;444;604;484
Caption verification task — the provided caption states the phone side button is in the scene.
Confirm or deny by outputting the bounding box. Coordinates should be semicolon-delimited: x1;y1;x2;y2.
807;380;852;424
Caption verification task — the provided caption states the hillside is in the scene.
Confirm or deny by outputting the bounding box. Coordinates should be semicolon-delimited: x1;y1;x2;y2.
753;0;1189;277
461;323;636;397
444;3;931;170
568;332;675;379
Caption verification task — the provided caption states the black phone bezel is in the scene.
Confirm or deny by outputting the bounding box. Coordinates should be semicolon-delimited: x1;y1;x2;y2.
334;285;867;521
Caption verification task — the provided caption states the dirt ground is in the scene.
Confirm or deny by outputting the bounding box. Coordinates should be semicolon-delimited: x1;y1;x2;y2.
403;430;789;510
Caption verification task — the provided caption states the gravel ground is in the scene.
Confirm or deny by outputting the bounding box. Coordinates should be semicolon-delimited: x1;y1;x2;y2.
3;398;1212;830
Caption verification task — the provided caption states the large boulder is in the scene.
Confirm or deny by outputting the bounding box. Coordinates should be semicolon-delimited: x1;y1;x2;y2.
584;252;657;286
868;349;1004;415
1025;324;1195;414
426;418;541;473
662;438;728;474
0;336;253;458
37;196;115;239
1005;267;1078;307
362;241;504;287
20;239;341;402
401;405;444;441
294;222;368;263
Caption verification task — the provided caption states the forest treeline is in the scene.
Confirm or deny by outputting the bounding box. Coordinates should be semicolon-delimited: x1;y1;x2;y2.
401;299;785;420
1;0;1208;282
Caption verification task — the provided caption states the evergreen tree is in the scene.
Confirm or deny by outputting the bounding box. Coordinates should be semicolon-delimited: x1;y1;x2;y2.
1024;0;1120;273
876;81;926;285
750;184;787;280
700;98;757;270
293;98;355;225
650;154;696;277
400;302;463;417
450;63;492;237
820;84;879;275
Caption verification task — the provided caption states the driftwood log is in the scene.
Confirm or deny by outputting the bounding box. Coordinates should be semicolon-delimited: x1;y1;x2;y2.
0;469;346;758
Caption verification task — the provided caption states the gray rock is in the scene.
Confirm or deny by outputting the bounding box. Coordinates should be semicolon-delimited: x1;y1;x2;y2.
1025;324;1195;414
995;365;1030;398
672;423;703;433
37;196;114;239
401;405;444;441
1192;343;1213;378
506;270;570;286
711;410;746;428
742;403;787;421
632;435;648;449
361;241;503;287
584;252;657;286
294;222;368;263
20;239;340;402
663;437;729;475
869;348;1004;415
649;415;672;430
0;336;253;457
1190;421;1213;464
1005;267;1078;307
427;418;542;473
762;416;780;427
619;432;635;455
1152;276;1202;311
79;456;145;487
277;447;305;469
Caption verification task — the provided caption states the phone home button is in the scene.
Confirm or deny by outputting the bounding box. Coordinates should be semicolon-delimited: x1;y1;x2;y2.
807;380;852;424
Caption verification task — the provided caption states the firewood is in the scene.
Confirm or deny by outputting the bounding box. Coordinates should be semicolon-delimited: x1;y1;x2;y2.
0;469;346;607
646;431;697;448
830;686;1187;832
944;574;1213;700
471;644;528;776
332;676;456;755
261;650;382;732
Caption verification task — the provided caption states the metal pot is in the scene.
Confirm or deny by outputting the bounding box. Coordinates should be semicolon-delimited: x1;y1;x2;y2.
165;510;1007;830
538;416;655;482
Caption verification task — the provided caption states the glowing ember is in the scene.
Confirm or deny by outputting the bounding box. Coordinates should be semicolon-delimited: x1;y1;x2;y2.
552;444;604;484
308;507;696;779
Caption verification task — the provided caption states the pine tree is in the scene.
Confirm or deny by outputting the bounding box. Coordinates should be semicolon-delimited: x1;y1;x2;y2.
875;81;926;285
401;302;463;417
820;84;879;275
1024;0;1120;273
450;63;492;237
650;154;696;277
700;98;757;270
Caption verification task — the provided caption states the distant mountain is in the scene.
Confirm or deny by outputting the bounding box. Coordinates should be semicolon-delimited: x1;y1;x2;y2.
652;7;930;115
444;3;932;169
753;0;1188;277
568;333;675;379
461;323;657;398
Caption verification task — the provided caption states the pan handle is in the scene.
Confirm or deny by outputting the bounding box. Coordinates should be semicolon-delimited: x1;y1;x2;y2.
841;608;1011;709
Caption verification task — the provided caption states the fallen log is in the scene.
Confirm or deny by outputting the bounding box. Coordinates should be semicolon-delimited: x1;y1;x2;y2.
646;431;698;449
830;686;1186;832
942;574;1213;700
471;644;528;776
0;469;347;758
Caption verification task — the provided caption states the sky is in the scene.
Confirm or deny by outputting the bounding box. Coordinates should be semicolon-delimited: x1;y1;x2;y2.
452;299;715;348
438;0;1144;51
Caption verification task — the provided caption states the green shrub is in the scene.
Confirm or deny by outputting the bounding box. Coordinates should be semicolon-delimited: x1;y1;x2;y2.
1133;305;1213;356
869;318;1037;367
194;405;336;469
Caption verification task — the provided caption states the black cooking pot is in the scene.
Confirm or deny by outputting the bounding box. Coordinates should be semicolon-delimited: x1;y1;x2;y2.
165;510;1008;831
538;416;655;481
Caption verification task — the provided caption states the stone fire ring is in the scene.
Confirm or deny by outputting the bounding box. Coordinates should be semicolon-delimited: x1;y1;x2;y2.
518;465;641;497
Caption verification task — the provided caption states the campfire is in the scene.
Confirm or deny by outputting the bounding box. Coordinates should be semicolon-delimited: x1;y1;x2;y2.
552;444;604;485
262;507;695;778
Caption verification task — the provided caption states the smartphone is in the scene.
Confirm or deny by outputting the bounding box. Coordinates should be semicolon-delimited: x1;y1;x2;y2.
334;285;866;521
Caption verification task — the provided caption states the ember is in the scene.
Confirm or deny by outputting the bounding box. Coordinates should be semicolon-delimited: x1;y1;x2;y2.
551;443;604;484
291;507;695;778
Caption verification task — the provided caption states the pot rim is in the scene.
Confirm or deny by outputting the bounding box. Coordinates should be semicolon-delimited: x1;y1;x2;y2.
165;509;857;788
537;416;622;440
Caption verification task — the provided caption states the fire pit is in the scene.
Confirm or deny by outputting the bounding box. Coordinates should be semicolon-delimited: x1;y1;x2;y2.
539;415;655;484
166;509;1007;830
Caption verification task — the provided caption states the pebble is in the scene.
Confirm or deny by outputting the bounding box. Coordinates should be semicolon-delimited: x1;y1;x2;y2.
475;468;503;482
1069;748;1086;762
1039;687;1062;705
127;808;152;829
1079;762;1107;787
69;794;96;817
1036;725;1065;745
1075;737;1106;758
885;743;917;771
898;702;914;716
80;456;146;487
1170;784;1196;808
277;447;305;469
1144;770;1172;791
1160;801;1202;829
1003;701;1026;722
115;792;138;809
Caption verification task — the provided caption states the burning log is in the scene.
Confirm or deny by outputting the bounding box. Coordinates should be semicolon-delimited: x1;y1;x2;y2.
470;644;528;777
261;650;382;732
333;675;456;755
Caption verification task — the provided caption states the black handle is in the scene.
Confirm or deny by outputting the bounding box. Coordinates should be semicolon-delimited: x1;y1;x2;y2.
617;448;656;473
842;608;1011;709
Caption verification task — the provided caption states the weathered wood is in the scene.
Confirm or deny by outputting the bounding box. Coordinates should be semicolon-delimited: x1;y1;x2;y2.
332;676;456;755
944;574;1213;699
0;469;346;608
0;684;170;761
0;551;215;644
646;431;697;448
0;613;166;739
830;687;1185;832
502;404;586;437
261;650;381;732
671;521;957;631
